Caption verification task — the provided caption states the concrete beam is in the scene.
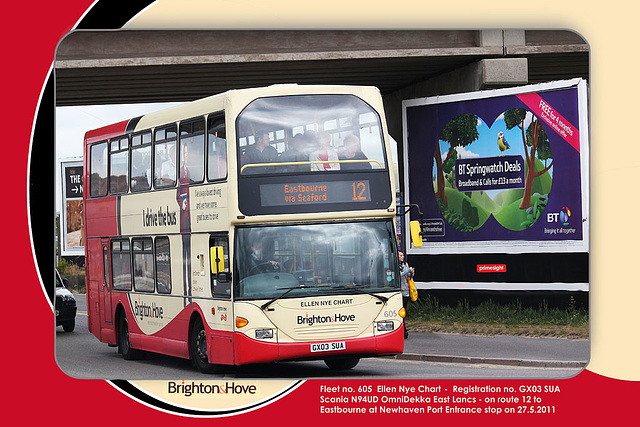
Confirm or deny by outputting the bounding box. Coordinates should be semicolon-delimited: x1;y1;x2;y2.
504;30;526;48
56;30;502;69
476;30;504;47
55;46;505;69
481;58;528;87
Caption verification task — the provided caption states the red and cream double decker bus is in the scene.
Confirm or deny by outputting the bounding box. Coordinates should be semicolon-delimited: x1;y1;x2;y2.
84;84;405;373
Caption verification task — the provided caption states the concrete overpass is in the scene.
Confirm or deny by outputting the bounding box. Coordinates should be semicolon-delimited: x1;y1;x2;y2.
55;29;588;141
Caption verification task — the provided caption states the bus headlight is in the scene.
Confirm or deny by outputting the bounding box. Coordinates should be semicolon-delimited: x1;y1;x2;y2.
376;321;394;332
255;329;274;339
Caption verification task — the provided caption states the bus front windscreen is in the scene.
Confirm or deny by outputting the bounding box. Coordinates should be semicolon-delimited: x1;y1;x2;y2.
237;94;387;175
235;221;399;300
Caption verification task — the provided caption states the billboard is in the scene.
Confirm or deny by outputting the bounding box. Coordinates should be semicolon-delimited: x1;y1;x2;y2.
403;79;589;290
60;159;84;255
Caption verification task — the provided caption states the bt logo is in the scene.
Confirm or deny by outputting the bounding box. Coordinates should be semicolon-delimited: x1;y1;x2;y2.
547;206;571;226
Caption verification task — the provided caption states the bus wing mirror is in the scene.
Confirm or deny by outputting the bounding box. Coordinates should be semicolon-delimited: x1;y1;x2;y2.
409;220;423;248
210;246;225;274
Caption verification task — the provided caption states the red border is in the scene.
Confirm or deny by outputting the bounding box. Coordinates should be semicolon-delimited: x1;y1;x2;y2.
6;1;631;424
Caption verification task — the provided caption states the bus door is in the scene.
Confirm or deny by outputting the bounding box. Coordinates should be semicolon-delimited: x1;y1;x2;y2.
209;234;234;365
100;242;113;325
209;235;231;299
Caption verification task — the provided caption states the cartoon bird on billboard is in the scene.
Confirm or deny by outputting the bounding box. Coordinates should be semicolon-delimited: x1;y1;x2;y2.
497;130;510;155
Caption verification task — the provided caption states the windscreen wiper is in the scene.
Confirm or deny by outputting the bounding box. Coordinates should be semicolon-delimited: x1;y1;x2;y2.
260;285;322;310
331;284;389;303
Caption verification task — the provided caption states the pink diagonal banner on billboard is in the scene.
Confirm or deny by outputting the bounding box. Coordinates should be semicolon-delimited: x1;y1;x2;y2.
516;92;580;153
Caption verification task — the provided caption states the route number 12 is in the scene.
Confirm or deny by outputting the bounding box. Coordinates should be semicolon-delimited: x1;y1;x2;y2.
352;181;367;201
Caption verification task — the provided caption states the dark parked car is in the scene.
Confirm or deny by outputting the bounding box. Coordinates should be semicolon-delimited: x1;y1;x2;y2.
55;269;77;332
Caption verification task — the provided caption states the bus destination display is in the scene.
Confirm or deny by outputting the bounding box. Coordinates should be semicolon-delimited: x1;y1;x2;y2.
260;180;371;207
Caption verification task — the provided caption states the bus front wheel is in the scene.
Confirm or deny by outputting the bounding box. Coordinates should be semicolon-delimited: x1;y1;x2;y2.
190;317;220;374
324;357;360;370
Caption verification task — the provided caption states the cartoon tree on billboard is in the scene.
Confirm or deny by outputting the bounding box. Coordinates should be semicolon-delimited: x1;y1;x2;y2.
434;113;479;207
503;108;553;209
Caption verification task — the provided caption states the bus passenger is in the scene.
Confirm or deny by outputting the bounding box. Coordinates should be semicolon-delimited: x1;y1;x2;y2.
160;145;177;186
131;150;151;190
280;134;306;172
309;132;340;171
338;134;371;170
242;131;278;174
297;130;317;169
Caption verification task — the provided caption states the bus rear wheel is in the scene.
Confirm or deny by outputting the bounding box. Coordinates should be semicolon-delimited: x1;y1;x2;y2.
118;311;142;360
324;357;360;370
190;317;220;374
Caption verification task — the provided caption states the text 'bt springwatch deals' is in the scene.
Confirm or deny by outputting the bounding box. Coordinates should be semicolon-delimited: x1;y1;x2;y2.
318;384;560;415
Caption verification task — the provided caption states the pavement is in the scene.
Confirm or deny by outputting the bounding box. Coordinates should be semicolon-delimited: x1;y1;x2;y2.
394;331;589;368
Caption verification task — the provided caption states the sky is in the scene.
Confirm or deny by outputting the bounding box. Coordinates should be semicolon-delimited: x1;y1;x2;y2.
55;102;183;211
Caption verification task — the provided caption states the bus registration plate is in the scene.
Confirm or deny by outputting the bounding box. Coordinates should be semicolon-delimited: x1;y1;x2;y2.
311;341;346;353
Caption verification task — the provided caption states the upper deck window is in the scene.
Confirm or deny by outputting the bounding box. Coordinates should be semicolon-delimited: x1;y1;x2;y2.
179;118;205;184
154;124;178;188
109;136;129;194
131;131;152;192
237;95;387;176
89;141;108;197
207;114;227;181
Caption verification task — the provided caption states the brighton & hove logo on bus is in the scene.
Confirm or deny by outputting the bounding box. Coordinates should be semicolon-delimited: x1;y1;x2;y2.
297;312;356;326
134;299;164;321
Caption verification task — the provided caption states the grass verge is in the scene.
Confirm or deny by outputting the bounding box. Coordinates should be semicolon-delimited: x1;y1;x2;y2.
406;295;588;339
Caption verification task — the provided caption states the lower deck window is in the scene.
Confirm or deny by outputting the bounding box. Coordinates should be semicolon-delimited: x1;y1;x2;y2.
155;237;172;294
112;239;131;291
133;238;155;292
